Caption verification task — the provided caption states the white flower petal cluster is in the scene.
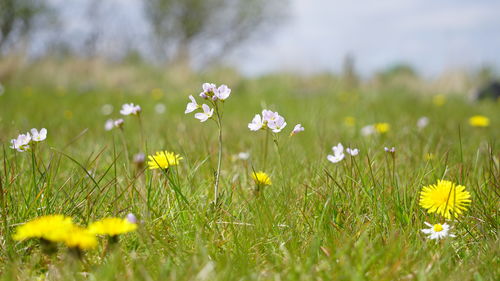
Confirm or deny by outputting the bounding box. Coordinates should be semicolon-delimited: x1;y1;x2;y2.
186;83;231;122
421;222;455;240
327;143;358;163
105;119;124;131
248;109;287;133
290;124;305;136
384;146;396;153
120;103;142;115
194;104;214;122
199;83;231;101
10;128;47;152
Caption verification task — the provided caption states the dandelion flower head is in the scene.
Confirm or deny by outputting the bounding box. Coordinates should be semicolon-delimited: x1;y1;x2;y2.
147;151;183;170
88;217;137;236
13;215;74;242
419;180;471;219
468;115;490;127
252;171;272;186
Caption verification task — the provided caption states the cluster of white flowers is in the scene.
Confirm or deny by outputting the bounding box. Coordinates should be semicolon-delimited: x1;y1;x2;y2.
185;83;231;122
327;143;358;163
198;83;231;101
10;128;47;152
120;103;142;116
248;109;287;133
384;146;396;153
104;118;124;131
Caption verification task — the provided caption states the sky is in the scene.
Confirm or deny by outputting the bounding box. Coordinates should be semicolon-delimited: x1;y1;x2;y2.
231;0;500;76
47;0;500;77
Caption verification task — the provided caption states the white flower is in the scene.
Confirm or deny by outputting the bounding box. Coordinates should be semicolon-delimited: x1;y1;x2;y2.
120;103;141;115
384;147;395;153
361;125;375;136
194;104;214;122
155;103;166;114
262;110;279;123
215;84;231;100
261;110;287;133
200;83;217;99
248;114;264;131
114;118;124;128
101;104;113;115
133;153;145;164
126;213;138;224
421;222;455;240
290;124;304;136
237;152;250;160
104;119;114;131
268;115;287;133
185;95;199;114
346;147;359;156
327;143;345;163
30;128;47;142
10;133;31;152
417;116;429;129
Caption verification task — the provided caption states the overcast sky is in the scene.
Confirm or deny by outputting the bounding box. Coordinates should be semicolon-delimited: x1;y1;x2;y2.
231;0;500;76
48;0;500;77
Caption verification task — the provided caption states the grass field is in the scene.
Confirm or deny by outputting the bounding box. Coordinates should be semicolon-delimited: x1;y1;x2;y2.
0;65;498;280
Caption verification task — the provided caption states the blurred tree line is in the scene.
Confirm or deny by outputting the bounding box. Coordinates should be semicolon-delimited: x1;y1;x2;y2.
0;0;288;67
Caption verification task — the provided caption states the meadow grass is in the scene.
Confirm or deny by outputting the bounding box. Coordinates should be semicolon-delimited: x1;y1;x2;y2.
0;72;498;280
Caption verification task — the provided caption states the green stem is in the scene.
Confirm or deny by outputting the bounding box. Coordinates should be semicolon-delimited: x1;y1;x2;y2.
214;105;223;205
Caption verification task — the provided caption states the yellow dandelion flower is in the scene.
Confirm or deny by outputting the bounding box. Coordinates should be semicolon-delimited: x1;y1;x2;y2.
424;153;435;161
151;88;164;100
419;180;471;219
252;171;272;186
468;115;490;127
13;215;74;243
63;226;97;250
147;151;183;170
432;94;446;106
344;116;356;127
88;217;137;236
374;122;390;134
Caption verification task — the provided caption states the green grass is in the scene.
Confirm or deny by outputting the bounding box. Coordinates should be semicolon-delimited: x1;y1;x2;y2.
0;72;498;280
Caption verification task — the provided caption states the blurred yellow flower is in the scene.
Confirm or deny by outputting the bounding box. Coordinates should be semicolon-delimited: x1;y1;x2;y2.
252;171;272;186
419;180;471;219
151;88;164;100
63;226;97;250
432;95;446;106
374;123;390;134
468;115;490;127
64;110;73;120
424;153;435;161
13;215;74;242
344;116;356;127
88;217;137;236
147;151;183;170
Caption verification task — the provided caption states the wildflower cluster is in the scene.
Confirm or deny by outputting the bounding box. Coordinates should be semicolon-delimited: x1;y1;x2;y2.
10;128;47;152
248;109;287;133
418;179;471;240
327;143;358;163
185;82;231;122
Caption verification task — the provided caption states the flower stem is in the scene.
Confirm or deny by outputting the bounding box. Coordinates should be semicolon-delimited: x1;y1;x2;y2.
214;106;223;205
